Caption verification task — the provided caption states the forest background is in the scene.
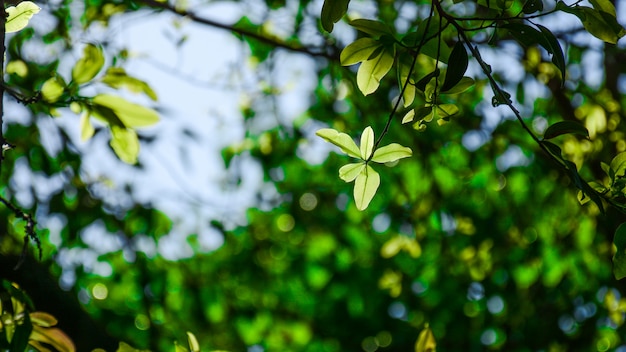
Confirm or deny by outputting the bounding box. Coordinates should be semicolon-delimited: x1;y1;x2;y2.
0;0;626;351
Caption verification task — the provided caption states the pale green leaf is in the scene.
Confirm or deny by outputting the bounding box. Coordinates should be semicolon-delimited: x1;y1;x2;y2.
80;111;95;141
610;152;626;177
360;126;374;160
102;67;158;101
436;104;459;118
187;332;200;352
5;1;40;33
354;165;380;210
357;48;395;96
371;143;412;163
402;109;415;124
6;60;28;77
110;126;140;164
340;38;381;66
441;76;474;95
72;44;105;84
41;76;65;103
398;54;416;107
93;94;159;127
415;325;436;352
315;128;361;158
339;162;365;182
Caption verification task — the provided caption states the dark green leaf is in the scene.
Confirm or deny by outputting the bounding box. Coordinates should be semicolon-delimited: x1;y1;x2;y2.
543;121;589;139
441;41;468;92
321;0;350;32
349;19;392;37
522;0;543;13
416;69;439;91
613;223;626;279
535;24;567;82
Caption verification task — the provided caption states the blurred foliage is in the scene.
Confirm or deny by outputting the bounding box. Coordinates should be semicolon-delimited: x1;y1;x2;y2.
0;0;626;351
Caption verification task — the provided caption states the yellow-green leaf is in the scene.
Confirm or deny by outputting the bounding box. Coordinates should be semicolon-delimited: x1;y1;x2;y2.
356;47;395;96
341;38;381;66
187;332;200;352
115;342;150;352
5;1;40;33
30;312;57;328
41;76;65;103
315;128;361;158
339;162;365;182
110;126;139;164
80;111;95;141
72;44;105;84
6;60;28;77
354;165;380;210
435;104;459;118
441;76;474;95
402;109;415;124
93;94;159;127
371;143;412;163
415;325;436;352
29;325;75;352
360;126;374;160
610;152;626;177
102;67;158;101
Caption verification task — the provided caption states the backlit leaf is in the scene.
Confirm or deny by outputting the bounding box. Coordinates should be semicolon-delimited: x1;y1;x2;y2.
80;111;95;141
556;3;626;44
415;325;436;352
356;47;395;95
186;332;200;352
339;162;365;182
610;152;626;178
441;77;474;95
72;44;105;84
102;67;158;101
613;223;626;280
29;325;75;352
341;38;382;66
349;19;392;37
110;126;140;164
360;126;374;160
402;109;415;124
41;76;65;103
93;94;159;128
30;312;58;328
371;143;412;163
5;1;40;33
316;128;361;158
354;165;380;210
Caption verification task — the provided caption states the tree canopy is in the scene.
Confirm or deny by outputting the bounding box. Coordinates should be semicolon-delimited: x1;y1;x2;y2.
1;0;626;351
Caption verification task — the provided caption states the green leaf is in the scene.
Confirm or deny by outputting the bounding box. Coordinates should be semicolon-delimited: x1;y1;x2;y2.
102;68;158;101
613;223;626;280
110;126;140;164
315;128;361;158
441;41;468;92
6;60;28;77
41;76;65;103
80;111;95;141
522;0;543;13
556;3;626;44
435;104;459;118
349;19;393;37
415;325;436;352
321;0;350;32
589;0;616;16
535;24;567;82
9;313;31;352
360;126;374;160
610;152;626;178
402;109;415;124
371;143;412;163
5;1;40;33
441;76;474;95
186;332;200;352
92;94;159;128
340;38;382;66
416;69;440;92
356;47;395;95
543;121;589;139
397;54;416;107
339;162;365;182
354;165;380;210
72;44;105;84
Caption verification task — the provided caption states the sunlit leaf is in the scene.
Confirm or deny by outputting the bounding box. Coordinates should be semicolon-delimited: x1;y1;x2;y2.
543;121;589;139
110;126;140;164
316;128;361;158
72;44;105;84
186;332;200;352
398;54;416;107
435;104;459;118
354;165;379;210
349;19;392;37
415;325;436;352
30;312;58;328
360;126;374;160
6;60;28;77
5;1;40;33
402;109;415;124
356;47;395;96
102;67;158;101
610;152;626;178
41;76;65;103
80;111;95;141
589;0;616;16
339;162;365;182
321;0;350;32
441;77;474;95
93;94;159;127
30;325;75;352
613;223;626;280
341;38;382;66
556;3;626;44
371;143;412;163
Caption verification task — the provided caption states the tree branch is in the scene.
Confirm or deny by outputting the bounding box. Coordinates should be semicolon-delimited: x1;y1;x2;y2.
138;0;339;61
